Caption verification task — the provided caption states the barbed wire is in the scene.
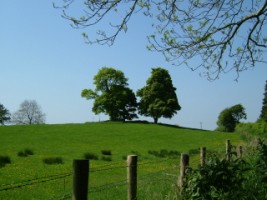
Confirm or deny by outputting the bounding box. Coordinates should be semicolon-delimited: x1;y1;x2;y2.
0;173;71;192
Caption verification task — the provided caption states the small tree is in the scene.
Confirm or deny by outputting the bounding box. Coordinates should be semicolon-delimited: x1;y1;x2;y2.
81;67;138;121
216;104;247;132
259;80;267;122
137;67;181;123
12;100;46;125
0;103;11;125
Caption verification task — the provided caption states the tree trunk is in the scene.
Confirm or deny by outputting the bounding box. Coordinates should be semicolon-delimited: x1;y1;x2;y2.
153;118;158;124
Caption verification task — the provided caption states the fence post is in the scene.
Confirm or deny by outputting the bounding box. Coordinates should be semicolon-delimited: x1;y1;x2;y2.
73;160;89;200
226;139;231;161
200;147;206;167
178;153;189;188
127;155;138;200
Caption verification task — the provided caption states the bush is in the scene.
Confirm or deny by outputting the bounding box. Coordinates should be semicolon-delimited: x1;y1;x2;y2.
101;150;112;155
43;157;64;165
236;121;267;140
84;152;99;160
0;155;11;167
18;148;34;157
181;140;267;200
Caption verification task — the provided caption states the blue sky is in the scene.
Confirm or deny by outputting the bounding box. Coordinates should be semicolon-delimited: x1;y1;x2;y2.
0;1;266;130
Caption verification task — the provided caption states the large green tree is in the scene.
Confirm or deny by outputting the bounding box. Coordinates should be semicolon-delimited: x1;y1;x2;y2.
216;104;247;132
81;67;138;121
137;67;181;123
56;0;267;80
0;103;11;125
259;80;267;122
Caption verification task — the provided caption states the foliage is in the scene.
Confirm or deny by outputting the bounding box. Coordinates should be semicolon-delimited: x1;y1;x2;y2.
137;67;181;123
182;140;267;200
182;153;248;199
0;155;11;168
216;104;247;132
12;100;46;125
259;80;267;122
56;0;267;79
0;103;11;125
82;67;138;121
236;121;267;140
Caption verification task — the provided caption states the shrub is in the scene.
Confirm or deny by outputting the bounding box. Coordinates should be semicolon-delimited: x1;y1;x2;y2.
0;155;11;167
181;140;267;200
236;121;267;140
43;157;64;165
101;150;112;155
84;152;99;160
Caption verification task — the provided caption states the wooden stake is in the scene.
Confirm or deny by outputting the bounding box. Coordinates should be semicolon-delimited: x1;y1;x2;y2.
72;160;89;200
127;155;138;200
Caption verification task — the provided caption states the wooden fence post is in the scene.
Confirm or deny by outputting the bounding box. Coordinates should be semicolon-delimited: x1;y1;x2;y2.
127;155;138;200
226;139;231;161
200;147;206;167
73;160;89;200
178;153;189;188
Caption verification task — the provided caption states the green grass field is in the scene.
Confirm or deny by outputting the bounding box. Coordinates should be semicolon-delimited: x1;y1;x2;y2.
0;122;242;199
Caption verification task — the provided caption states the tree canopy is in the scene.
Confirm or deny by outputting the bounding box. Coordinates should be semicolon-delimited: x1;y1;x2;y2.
0;103;11;125
259;80;267;122
81;67;138;121
137;67;181;123
12;100;46;125
56;0;267;80
216;104;247;132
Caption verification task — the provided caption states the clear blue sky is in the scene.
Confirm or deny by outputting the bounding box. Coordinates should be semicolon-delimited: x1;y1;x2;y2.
1;1;266;130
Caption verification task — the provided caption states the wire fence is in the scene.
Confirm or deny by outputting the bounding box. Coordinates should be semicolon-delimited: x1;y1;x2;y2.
0;157;180;200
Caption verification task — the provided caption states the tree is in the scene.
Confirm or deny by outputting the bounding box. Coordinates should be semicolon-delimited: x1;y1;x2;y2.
216;104;247;132
0;103;11;125
81;67;138;121
137;67;181;123
56;0;267;80
259;80;267;122
12;100;46;125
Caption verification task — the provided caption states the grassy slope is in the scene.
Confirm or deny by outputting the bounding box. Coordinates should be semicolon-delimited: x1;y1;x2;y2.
0;122;242;199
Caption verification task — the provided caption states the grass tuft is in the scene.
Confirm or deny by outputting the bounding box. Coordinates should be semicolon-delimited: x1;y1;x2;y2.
101;150;112;155
18;148;34;157
0;155;11;167
83;152;99;160
43;157;64;165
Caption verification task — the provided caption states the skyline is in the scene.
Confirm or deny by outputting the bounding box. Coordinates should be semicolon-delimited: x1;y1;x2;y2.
0;1;266;130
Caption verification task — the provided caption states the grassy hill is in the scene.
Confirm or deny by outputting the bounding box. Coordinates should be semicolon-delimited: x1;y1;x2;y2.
0;122;242;199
